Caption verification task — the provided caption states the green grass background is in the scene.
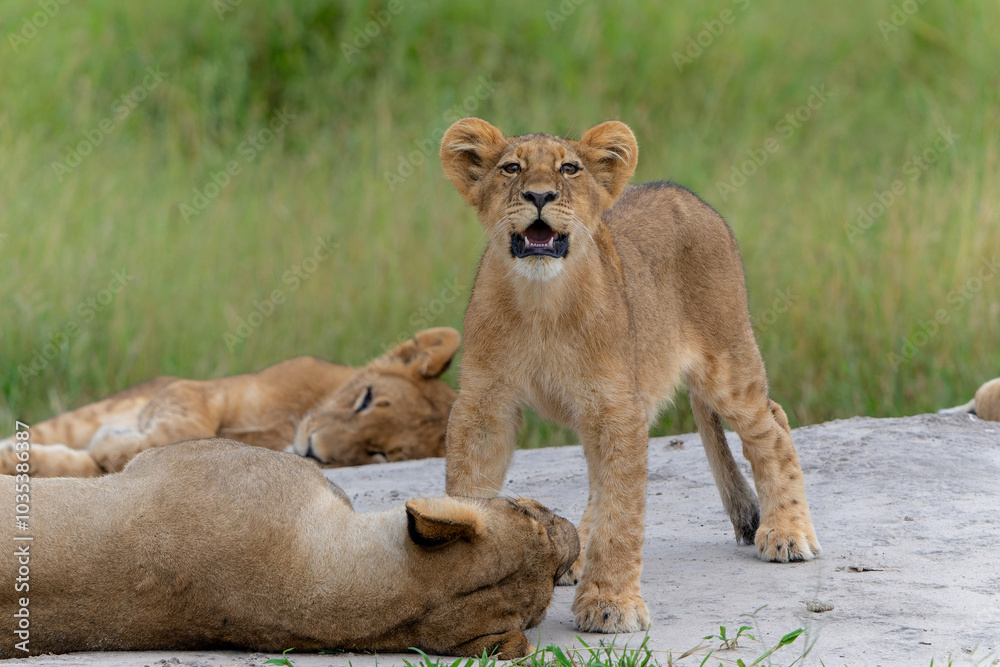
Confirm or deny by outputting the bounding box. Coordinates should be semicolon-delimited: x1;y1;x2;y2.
2;0;998;447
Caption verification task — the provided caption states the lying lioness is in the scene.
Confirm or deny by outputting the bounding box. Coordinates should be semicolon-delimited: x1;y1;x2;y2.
0;328;459;477
1;439;578;659
939;377;1000;421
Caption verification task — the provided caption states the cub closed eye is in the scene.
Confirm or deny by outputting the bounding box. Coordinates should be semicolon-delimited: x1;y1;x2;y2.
560;163;580;175
501;163;521;175
353;386;373;413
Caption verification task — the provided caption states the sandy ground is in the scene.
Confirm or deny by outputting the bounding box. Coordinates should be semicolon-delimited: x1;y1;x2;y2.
3;413;998;667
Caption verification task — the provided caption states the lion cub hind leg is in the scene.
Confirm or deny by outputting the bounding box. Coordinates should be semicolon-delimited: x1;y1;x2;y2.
689;392;760;545
689;353;820;563
0;441;102;477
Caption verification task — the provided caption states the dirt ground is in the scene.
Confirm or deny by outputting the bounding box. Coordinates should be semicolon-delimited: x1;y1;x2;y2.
3;413;998;666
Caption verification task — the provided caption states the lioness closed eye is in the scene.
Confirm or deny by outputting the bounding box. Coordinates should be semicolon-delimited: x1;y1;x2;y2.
440;118;820;634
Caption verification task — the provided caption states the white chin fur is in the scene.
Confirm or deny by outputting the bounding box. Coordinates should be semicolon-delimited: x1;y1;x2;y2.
513;256;565;282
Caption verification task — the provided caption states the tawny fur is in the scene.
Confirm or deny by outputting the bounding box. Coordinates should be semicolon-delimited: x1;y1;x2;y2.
440;118;820;634
939;377;1000;421
0;329;459;477
0;439;578;659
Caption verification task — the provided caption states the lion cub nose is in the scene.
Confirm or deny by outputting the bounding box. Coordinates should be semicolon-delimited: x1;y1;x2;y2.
522;190;558;212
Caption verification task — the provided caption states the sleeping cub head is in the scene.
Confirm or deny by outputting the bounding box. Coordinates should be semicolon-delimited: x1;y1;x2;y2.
293;328;460;466
440;118;637;281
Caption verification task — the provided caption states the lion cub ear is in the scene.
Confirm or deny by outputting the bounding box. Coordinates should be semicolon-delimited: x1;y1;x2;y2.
575;121;638;201
405;497;485;547
440;117;507;207
377;327;461;379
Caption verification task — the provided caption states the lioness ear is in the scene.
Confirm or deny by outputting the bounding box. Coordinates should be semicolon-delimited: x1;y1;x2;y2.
378;327;461;379
576;121;638;201
406;497;485;547
440;118;507;207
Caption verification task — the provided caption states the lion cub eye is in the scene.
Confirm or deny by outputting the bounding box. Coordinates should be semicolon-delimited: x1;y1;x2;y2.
560;163;580;175
353;386;373;413
501;163;521;175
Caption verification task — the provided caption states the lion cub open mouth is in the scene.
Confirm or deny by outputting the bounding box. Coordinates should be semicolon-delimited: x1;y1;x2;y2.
511;220;569;258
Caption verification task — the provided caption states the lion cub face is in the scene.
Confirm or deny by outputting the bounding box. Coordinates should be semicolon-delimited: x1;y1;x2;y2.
441;118;638;282
293;328;459;466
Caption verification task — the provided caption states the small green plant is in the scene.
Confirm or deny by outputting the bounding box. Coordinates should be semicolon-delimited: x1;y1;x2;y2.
247;628;972;667
403;646;497;667
703;625;756;650
263;648;296;667
738;628;805;667
524;632;658;667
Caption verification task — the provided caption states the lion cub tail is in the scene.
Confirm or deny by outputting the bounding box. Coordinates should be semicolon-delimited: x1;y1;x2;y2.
940;378;1000;421
937;398;976;416
689;393;760;545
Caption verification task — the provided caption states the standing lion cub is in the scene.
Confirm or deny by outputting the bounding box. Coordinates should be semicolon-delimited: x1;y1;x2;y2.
440;118;820;633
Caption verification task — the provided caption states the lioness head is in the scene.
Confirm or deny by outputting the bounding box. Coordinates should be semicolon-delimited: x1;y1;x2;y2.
403;495;580;658
440;118;637;281
293;328;460;466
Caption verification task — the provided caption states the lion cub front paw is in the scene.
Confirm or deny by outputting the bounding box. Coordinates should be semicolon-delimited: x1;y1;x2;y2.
572;590;650;633
88;426;143;473
756;513;821;562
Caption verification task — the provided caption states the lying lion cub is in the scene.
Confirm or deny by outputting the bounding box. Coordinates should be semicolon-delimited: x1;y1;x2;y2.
939;377;1000;421
0;328;459;477
440;118;820;633
1;439;578;658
